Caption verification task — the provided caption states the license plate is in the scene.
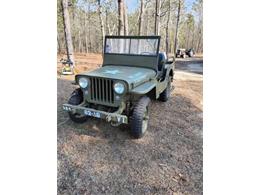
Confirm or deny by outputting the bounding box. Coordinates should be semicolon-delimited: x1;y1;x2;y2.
84;110;101;118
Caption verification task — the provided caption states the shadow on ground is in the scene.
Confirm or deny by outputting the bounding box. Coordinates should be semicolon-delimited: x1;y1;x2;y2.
175;57;203;75
57;78;203;195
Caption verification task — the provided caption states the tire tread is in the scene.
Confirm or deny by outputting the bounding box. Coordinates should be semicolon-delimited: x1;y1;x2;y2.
68;88;88;123
131;96;151;138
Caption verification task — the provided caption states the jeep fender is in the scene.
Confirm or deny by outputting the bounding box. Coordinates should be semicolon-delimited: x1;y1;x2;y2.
130;81;156;95
155;66;174;98
129;66;174;98
164;64;174;80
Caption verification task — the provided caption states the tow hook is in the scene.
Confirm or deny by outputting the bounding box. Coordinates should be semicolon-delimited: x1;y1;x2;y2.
106;115;112;122
106;115;121;126
110;121;120;127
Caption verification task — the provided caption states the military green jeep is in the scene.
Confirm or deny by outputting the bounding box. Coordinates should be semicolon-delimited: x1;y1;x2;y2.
63;36;175;138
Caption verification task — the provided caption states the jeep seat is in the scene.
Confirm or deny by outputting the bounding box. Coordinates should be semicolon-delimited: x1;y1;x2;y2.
158;52;167;71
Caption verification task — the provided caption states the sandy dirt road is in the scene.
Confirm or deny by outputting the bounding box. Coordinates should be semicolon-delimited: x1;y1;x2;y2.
57;54;203;195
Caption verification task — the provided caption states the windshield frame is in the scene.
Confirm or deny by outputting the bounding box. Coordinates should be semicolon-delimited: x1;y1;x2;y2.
104;35;161;57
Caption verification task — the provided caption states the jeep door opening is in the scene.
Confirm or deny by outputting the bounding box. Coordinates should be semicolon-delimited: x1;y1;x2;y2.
63;35;175;138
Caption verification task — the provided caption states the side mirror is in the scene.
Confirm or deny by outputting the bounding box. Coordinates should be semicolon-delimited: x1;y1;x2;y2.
166;58;174;64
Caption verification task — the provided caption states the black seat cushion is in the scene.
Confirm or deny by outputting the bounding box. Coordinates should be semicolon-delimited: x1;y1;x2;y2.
158;52;166;71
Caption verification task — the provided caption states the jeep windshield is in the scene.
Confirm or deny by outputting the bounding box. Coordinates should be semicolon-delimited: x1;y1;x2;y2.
104;36;159;56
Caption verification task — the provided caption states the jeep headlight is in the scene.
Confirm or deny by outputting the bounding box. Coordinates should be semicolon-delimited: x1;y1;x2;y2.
78;77;89;88
114;82;125;94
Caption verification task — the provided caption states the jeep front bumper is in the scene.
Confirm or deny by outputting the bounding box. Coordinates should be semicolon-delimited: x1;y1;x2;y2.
62;103;128;124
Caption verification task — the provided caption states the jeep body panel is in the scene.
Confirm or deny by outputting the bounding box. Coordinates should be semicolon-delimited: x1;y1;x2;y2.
156;78;169;98
131;80;156;95
76;65;156;89
103;54;158;71
75;65;157;107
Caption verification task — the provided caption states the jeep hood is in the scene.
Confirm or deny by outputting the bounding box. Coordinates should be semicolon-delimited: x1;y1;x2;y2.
78;65;156;86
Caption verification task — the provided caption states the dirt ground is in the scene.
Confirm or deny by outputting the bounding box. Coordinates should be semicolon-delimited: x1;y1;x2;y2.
57;53;203;195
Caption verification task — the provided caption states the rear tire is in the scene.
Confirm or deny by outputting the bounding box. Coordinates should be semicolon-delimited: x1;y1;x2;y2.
68;88;88;123
130;96;151;139
159;79;171;102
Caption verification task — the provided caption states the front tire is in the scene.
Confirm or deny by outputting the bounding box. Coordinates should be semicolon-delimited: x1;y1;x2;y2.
68;88;88;123
130;96;151;139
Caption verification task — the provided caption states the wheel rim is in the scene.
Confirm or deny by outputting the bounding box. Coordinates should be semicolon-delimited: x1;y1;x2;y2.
142;107;149;133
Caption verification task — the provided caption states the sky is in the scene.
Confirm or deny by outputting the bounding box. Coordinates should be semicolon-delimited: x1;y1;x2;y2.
185;0;197;12
126;0;197;13
125;0;138;13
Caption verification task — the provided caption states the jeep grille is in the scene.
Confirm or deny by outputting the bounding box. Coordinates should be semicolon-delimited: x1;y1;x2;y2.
90;77;114;104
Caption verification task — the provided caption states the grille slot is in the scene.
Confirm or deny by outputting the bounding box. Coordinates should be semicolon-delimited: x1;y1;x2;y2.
90;77;114;104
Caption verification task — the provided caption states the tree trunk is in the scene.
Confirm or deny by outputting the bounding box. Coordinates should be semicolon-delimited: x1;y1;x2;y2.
57;33;61;54
154;0;161;35
145;7;149;36
188;28;191;49
118;0;124;35
97;0;105;52
165;0;171;55
105;9;108;35
78;30;81;53
61;0;75;65
186;23;191;49
138;0;144;36
107;22;112;35
123;1;129;35
174;0;181;54
191;29;195;50
84;11;88;53
88;3;92;52
197;28;202;53
112;23;116;34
